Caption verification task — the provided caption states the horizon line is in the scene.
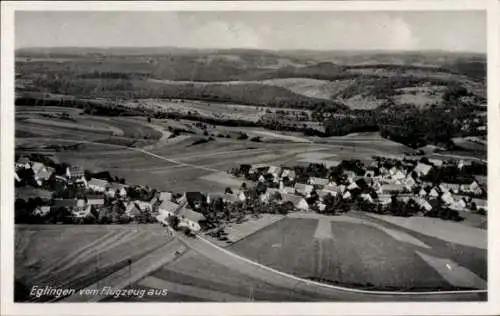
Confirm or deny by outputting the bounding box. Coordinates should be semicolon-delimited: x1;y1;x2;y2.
15;46;486;55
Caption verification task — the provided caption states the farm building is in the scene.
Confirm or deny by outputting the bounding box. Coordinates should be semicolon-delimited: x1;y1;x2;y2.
158;200;181;217
294;183;314;197
88;178;109;192
281;194;309;211
177;207;206;232
158;191;173;202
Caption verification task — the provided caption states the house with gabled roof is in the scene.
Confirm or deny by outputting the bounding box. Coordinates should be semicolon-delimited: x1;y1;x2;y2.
419;188;428;197
461;180;483;195
125;202;142;218
449;198;467;212
30;162;46;174
441;191;455;205
281;194;309;211
429;187;440;198
34;167;54;183
158;200;182;217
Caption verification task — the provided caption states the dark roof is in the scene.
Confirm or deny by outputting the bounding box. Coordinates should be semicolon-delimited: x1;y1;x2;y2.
185;192;205;204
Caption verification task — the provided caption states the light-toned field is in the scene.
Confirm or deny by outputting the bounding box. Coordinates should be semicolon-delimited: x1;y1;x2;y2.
15;224;172;301
361;213;487;250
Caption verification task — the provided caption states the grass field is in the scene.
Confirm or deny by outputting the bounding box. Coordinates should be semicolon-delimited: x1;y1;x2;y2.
228;216;486;291
15;224;171;301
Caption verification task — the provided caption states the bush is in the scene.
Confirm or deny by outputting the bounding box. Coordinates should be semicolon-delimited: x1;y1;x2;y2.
237;132;249;140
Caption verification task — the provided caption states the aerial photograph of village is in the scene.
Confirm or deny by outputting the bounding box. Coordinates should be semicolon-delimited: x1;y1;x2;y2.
13;10;487;302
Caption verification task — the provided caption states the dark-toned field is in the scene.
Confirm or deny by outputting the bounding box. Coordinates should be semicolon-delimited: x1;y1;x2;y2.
228;216;487;291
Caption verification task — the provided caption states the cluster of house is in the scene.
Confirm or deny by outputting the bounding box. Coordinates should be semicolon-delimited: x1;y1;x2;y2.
16;157;207;230
15;157;55;186
231;157;487;215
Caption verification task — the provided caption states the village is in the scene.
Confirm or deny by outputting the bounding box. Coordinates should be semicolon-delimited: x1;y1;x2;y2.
14;151;487;239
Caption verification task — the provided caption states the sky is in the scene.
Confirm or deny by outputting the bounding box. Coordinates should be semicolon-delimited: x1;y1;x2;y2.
15;11;486;52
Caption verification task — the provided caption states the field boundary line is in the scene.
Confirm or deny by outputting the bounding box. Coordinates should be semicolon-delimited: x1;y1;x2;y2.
196;235;487;296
